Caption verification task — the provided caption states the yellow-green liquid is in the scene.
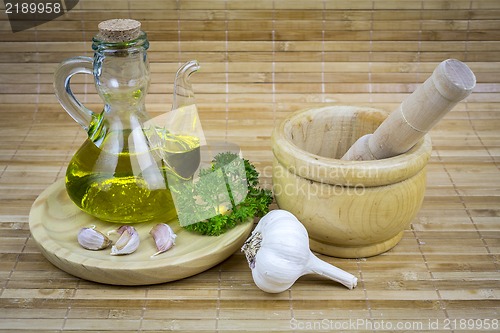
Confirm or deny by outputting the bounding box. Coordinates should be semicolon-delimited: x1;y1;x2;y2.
66;133;200;224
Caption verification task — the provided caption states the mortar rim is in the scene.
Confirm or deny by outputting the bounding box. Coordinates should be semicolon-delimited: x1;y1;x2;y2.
271;105;432;187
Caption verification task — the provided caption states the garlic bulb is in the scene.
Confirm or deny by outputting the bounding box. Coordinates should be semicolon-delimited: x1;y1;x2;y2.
77;226;112;250
241;210;357;293
109;225;140;255
150;223;177;257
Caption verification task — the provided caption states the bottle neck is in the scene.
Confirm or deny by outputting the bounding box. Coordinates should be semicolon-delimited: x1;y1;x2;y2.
92;32;151;113
87;32;152;148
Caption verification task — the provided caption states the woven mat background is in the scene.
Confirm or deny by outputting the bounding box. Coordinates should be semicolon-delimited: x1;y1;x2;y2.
1;1;499;332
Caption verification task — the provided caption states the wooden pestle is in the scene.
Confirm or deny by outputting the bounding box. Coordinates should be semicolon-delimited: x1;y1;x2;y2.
341;59;476;161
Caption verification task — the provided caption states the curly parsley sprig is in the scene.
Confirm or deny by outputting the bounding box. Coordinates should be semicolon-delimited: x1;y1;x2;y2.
181;152;273;236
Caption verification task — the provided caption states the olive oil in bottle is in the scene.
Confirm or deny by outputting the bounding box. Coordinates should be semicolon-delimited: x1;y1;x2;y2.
65;137;179;223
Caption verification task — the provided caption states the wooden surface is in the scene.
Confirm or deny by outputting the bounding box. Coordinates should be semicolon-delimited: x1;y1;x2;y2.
1;1;499;332
29;179;254;286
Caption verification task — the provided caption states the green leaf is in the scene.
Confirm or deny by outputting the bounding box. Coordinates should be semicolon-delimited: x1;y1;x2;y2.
182;152;273;236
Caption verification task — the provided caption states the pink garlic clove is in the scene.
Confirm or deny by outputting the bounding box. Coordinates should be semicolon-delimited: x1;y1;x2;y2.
77;226;112;251
110;225;140;255
150;223;177;257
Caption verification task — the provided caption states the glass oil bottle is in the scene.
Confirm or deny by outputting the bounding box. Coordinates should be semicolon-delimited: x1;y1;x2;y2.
54;19;201;223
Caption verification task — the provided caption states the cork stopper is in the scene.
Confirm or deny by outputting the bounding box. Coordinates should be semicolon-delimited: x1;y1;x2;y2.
97;19;141;43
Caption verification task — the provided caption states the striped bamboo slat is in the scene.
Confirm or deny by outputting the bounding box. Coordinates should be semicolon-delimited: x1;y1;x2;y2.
0;0;499;331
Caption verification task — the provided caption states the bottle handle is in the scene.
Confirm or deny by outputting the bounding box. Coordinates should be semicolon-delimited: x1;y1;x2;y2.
53;56;96;130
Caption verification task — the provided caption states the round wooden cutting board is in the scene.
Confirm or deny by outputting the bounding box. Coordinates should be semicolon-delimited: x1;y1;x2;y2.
29;179;254;285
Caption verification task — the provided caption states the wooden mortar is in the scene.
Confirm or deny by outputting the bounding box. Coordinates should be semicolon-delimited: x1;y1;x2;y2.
272;105;432;258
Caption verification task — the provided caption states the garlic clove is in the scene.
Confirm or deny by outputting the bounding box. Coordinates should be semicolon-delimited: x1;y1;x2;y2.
149;223;177;257
77;226;112;251
110;225;140;255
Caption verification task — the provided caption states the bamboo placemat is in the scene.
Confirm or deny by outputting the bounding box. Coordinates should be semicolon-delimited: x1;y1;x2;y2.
1;1;499;332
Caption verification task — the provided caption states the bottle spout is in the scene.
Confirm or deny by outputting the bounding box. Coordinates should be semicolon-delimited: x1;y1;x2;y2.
172;60;200;110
